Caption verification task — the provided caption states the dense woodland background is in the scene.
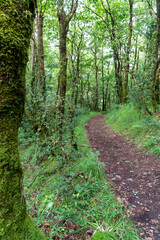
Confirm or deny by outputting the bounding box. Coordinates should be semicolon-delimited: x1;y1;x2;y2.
0;0;160;239
28;0;160;118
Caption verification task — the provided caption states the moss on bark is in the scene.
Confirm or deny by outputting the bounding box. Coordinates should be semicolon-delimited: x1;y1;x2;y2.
0;1;46;239
2;216;46;240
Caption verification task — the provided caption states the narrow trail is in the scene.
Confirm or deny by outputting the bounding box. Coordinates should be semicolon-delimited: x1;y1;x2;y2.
85;114;160;240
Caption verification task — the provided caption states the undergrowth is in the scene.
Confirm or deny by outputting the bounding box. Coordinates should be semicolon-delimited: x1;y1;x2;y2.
19;112;139;240
106;104;160;155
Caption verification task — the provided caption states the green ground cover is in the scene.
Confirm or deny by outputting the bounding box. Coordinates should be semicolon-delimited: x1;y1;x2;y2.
106;104;160;155
19;112;139;239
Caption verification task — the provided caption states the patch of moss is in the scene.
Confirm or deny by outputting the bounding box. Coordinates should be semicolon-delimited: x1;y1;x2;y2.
91;232;116;240
2;216;46;240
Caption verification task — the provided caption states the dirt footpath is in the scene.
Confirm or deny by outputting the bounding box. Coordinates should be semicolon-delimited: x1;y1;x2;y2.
85;114;160;240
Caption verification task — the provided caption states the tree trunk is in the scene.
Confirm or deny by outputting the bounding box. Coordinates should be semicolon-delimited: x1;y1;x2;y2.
157;0;160;41
37;9;46;101
86;74;90;108
156;67;160;104
75;37;82;106
151;0;160;113
58;20;68;115
0;1;45;239
156;0;160;104
123;0;133;103
71;33;76;104
102;45;105;111
79;76;84;106
100;0;123;103
136;49;139;71
56;0;78;136
94;40;99;111
130;37;138;87
70;30;82;107
75;50;80;106
113;50;123;103
31;21;37;105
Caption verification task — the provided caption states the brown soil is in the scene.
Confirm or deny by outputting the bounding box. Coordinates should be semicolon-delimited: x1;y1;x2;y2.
85;114;160;240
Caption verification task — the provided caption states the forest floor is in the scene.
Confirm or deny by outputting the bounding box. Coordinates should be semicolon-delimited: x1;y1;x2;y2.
85;114;160;240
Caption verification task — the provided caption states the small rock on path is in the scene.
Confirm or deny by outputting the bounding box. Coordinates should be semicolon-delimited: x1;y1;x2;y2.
85;114;160;240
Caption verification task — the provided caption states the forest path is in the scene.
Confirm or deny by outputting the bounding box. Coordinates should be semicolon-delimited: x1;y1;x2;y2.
85;114;160;240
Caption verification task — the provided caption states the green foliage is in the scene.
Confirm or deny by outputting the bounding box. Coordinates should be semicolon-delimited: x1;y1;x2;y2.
1;0;159;238
91;227;139;240
106;104;160;155
91;232;116;240
106;104;140;132
19;112;139;239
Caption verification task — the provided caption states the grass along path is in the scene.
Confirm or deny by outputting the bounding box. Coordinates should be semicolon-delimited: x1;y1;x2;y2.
85;114;160;240
20;112;139;239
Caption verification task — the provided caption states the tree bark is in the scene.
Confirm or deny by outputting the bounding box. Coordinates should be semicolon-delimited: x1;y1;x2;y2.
75;48;80;106
58;18;68;115
0;1;45;239
37;7;46;101
56;0;78;136
122;0;133;103
156;67;160;104
102;44;105;111
94;40;99;111
151;0;160;112
75;32;83;106
100;0;123;103
31;21;37;104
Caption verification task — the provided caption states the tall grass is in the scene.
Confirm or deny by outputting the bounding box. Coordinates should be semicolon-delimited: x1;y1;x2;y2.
106;104;160;155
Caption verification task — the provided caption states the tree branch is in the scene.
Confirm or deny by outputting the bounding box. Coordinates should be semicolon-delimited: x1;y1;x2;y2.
84;4;106;24
147;0;157;16
70;0;74;12
67;0;78;23
57;0;63;18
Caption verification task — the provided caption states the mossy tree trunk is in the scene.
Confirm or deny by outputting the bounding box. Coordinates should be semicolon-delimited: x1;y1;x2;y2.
0;1;45;239
56;0;78;137
151;0;160;113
